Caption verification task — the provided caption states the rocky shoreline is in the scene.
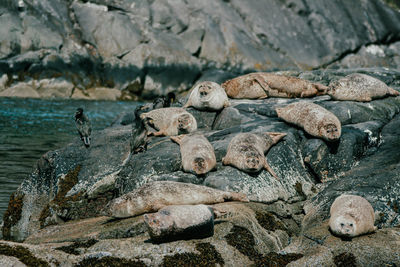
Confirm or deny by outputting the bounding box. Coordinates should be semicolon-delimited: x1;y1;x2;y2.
1;68;399;266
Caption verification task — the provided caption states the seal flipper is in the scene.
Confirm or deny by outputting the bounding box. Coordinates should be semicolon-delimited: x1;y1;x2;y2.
183;100;191;109
263;159;279;180
315;83;329;95
275;107;283;117
170;134;186;145
223;100;231;108
389;87;400;96
266;132;287;144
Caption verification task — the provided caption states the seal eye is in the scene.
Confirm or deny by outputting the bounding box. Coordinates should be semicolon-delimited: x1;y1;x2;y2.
349;223;353;227
340;223;344;227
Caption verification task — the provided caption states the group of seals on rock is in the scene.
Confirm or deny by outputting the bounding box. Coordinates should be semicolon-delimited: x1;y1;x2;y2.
329;194;376;238
108;72;397;243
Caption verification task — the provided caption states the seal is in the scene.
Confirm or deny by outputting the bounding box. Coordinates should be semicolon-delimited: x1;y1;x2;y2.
170;134;216;175
328;73;400;102
183;81;230;111
140;107;197;136
130;105;149;154
144;204;215;243
108;181;249;218
74;108;92;147
222;132;286;179
276;102;341;142
222;72;328;99
329;194;377;238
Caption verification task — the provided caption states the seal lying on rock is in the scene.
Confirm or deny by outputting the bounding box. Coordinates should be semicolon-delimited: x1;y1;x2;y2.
222;73;328;99
108;181;248;218
144;204;215;243
328;73;400;102
171;134;216;175
329;194;377;238
183;81;230;111
222;132;286;179
276;102;341;142
140;107;197;136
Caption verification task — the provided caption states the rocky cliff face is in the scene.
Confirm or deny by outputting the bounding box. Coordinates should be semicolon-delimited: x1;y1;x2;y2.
1;68;400;265
0;0;400;100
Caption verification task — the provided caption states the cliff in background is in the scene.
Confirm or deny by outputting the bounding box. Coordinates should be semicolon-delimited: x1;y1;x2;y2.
0;0;400;100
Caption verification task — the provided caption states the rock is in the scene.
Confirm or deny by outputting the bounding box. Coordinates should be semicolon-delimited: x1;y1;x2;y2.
0;83;40;98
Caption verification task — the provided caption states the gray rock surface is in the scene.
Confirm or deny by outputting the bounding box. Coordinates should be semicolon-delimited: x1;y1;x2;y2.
2;68;400;265
1;0;400;99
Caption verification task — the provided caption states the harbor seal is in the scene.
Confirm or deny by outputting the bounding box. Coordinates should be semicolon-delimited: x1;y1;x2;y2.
144;204;215;243
329;194;377;238
108;181;248;218
140;107;197;136
183;81;230;111
222;132;286;179
170;134;216;175
276;102;341;142
130;105;150;153
74;108;92;147
328;73;400;102
222;72;328;99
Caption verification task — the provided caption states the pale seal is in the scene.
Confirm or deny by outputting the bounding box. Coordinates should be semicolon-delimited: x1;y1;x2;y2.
222;72;328;99
108;181;249;218
183;81;230;111
276;102;341;142
222;132;286;179
328;73;400;102
329;194;377;238
144;204;215;243
140;107;197;136
170;134;216;175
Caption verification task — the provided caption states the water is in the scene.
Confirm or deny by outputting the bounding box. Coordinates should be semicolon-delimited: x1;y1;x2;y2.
0;97;139;220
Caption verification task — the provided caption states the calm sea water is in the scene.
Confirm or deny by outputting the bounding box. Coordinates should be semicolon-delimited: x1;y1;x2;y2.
0;98;139;220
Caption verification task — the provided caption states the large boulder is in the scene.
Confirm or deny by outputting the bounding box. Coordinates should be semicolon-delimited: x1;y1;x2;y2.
1;0;400;98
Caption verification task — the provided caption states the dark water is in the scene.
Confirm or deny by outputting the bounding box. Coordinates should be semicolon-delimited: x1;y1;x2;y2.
0;98;139;220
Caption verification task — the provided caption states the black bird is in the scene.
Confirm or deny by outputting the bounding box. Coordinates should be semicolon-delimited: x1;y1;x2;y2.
130;105;149;154
75;108;92;147
152;92;176;109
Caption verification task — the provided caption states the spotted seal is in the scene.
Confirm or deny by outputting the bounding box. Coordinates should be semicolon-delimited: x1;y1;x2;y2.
328;73;400;102
222;132;286;179
183;81;230;111
108;181;249;218
222;72;328;99
329;194;377;238
144;204;215;243
276;102;341;142
171;134;216;175
140;107;197;136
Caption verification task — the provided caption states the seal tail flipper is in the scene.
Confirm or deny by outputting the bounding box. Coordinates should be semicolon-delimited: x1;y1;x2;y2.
275;107;283;117
389;87;400;96
83;136;90;147
264;159;279;180
170;134;185;144
266;132;287;144
223;100;231;108
222;156;229;165
315;83;329;95
183;100;191;109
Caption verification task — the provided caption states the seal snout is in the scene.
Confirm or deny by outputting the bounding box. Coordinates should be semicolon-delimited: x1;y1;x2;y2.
245;156;261;171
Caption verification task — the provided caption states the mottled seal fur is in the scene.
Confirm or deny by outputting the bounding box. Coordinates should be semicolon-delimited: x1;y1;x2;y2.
222;72;328;99
144;204;214;243
183;81;230;111
222;132;286;179
108;181;249;218
329;194;377;238
276;102;341;142
171;134;216;175
328;73;400;102
140;107;197;136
